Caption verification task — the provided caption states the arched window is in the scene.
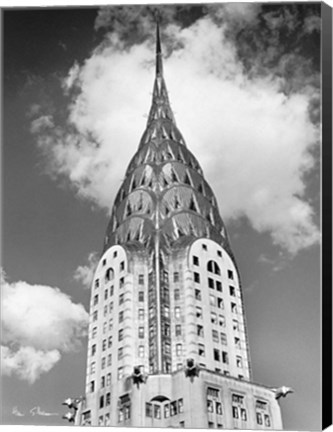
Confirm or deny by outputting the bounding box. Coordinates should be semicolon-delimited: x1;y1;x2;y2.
207;260;221;275
105;268;114;282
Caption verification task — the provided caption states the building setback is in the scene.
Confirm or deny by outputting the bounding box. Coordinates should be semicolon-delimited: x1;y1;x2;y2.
74;21;284;429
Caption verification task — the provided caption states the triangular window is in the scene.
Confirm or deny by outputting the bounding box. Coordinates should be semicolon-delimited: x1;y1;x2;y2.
171;169;178;183
189;195;198;212
184;172;191;186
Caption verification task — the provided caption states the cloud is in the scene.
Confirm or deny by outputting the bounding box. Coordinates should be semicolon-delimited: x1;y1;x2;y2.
74;251;99;289
12;406;25;417
30;406;59;416
31;5;320;255
1;270;89;383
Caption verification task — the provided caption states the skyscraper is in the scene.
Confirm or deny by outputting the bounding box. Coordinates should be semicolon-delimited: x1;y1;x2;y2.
73;20;285;429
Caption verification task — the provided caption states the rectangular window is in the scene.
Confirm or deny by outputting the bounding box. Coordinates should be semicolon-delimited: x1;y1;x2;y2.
231;302;237;313
217;250;222;257
212;329;219;342
194;272;200;283
180;421;185;428
146;403;152;417
208;421;214;428
104;305;108;316
221;333;227;345
119;294;124;305
196;306;203;318
207;399;214;413
197;324;204;336
119;277;125;288
233;319;239;330
219;315;226;327
173;272;179;282
228;269;234;280
174;307;181;319
138;327;144;338
241;408;247;421
174;289;180;300
198;344;205;356
138;308;144;320
213;348;220;361
216;402;222;415
208;278;214;289
102;339;107;351
211;312;217;324
256;413;263;425
193;255;199;266
99;395;104;409
118;367;123;380
170;401;178;416
138;345;144;358
164;305;170;317
113;251;117;258
104;289;108;300
106;392;111;406
154;405;161;419
164;404;170;418
210;294;216;306
229;286;236;296
118;347;123;359
106;373;111;386
118;329;124;341
202;244;207;251
101;357;106;369
175;324;182;336
102;259;106;266
109;319;113;331
217;298;224;309
90;380;95;392
93;294;99;305
120;261;125;271
236;356;243;368
235;337;241;348
95;279;99;289
163;323;170;336
119;311;124;323
109;302;113;313
138;274;144;285
176;344;182;356
91;344;96;356
222;351;229;364
232;406;238;419
110;285;114;296
108;336;112;348
164;342;171;355
216;281;222;292
93;311;98;321
101;376;105;388
195;289;201;300
90;361;96;374
92;327;97;338
264;414;271;427
103;322;107;334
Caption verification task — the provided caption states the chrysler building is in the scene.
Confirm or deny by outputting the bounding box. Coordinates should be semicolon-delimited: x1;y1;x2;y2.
71;20;285;429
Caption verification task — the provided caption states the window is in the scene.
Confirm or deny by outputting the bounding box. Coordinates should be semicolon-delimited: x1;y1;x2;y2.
174;289;180;300
175;307;181;319
164;305;170;318
221;333;227;345
233;319;239;330
232;406;238;419
256;413;263;425
164;342;171;355
222;351;229;364
216;402;222;415
93;294;99;305
197;324;204;336
105;267;114;281
104;305;108;316
106;392;111;406
180;421;185;428
102;259;106;266
164;404;170;418
118;329;124;341
119;277;125;288
229;286;236;296
113;251;117;258
92;327;97;338
90;362;96;374
110;285;114;296
154;405;161;419
196;306;203;318
101;357;106;369
91;344;96;356
195;289;201;300
99;396;104;409
241;408;247;421
264;414;271;427
170;401;178;416
211;312;217;324
219;315;226;327
118;347;123;359
193;256;199;266
231;302;237;313
212;329;219;342
93;311;98;321
175;324;182;336
101;376;105;388
208;421;214;428
194;272;200;283
217;298;224;309
213;349;220;361
209;294;216;306
235;337;241;348
118;367;123;380
138;291;144;302
207;399;214;412
146;403;152;417
138;345;144;358
106;373;111;386
236;356;243;368
119;294;124;305
202;244;207;251
198;344;205;356
216;281;222;292
208;278;214;289
103;322;107;334
228;269;234;280
109;319;113;331
138;274;144;285
95;279;99;289
217;250;222;257
176;344;182;356
119;311;124;323
102;339;107;351
174;272;179;282
138;308;144;320
90;380;95;392
207;260;221;275
104;289;108;300
120;261;125;271
138;327;144;338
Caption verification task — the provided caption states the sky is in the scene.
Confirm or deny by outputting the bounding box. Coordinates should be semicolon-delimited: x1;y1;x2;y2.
1;2;322;430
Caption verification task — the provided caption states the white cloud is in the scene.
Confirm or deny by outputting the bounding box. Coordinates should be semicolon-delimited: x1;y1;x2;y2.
31;13;320;255
74;251;99;289
12;406;25;417
30;406;59;416
1;271;89;383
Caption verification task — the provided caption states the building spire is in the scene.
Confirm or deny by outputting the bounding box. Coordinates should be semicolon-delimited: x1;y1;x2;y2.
155;11;163;77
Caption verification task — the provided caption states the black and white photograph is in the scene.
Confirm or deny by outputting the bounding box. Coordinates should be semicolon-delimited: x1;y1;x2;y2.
1;2;330;430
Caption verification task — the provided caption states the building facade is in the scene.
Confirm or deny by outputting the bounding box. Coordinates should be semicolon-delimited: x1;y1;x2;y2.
74;22;284;429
